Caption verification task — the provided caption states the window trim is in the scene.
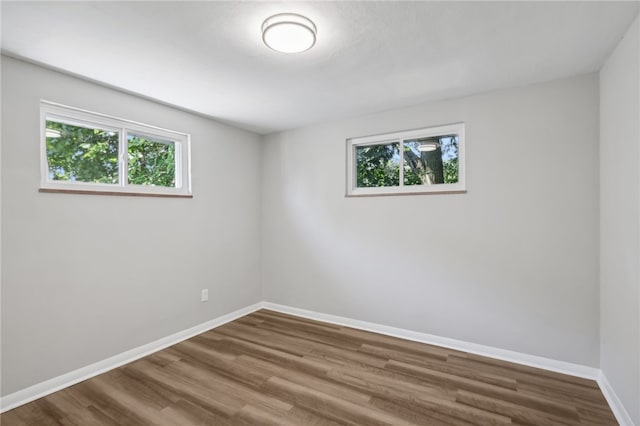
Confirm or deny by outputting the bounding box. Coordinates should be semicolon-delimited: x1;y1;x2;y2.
346;122;466;197
40;100;192;197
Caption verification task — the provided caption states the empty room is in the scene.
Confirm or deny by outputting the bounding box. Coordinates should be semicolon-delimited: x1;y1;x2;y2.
1;1;639;425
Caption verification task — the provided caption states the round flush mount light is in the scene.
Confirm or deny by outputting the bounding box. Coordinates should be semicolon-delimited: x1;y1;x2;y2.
46;128;61;138
418;142;440;152
262;13;317;53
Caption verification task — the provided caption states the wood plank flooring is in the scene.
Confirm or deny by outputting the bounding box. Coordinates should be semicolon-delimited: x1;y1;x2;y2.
0;309;618;425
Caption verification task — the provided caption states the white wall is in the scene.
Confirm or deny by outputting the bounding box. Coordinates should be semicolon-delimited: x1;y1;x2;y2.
0;56;263;396
600;16;640;425
262;74;600;367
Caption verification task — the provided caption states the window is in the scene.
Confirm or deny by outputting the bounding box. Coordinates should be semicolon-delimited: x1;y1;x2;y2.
40;101;191;197
346;123;465;196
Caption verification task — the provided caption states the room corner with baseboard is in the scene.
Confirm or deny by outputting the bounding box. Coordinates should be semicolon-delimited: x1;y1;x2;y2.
1;2;639;425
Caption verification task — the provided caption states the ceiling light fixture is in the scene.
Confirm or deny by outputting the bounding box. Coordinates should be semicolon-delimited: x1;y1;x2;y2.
418;142;440;152
262;13;317;53
46;128;61;138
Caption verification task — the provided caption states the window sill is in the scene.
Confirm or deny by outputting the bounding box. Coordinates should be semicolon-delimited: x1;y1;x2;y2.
346;189;467;197
39;188;193;198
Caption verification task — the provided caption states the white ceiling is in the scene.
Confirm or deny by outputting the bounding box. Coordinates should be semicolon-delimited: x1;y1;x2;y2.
2;1;638;134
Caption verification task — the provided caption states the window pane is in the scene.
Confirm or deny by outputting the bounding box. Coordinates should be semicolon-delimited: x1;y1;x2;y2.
355;142;400;187
45;120;119;184
403;135;458;185
128;134;176;187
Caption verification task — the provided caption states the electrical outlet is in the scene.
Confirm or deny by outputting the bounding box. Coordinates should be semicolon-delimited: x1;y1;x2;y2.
201;289;209;302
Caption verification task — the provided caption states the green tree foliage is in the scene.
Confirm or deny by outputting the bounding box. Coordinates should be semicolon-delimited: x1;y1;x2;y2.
356;143;400;187
443;157;458;183
45;121;176;187
403;140;445;185
46;121;119;183
356;136;458;188
441;136;459;184
128;135;175;187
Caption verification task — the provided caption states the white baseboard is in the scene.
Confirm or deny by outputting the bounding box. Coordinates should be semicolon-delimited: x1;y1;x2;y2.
262;302;600;380
598;372;636;426
0;302;264;413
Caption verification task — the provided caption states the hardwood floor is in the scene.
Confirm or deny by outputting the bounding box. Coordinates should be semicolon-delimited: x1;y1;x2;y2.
0;309;617;425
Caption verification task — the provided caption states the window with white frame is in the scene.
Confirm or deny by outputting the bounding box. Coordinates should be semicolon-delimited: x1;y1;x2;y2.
40;101;191;197
346;123;465;196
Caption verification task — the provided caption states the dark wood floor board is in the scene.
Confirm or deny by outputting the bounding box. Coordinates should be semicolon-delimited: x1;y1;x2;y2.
125;358;243;418
328;354;453;396
575;406;621;426
262;376;416;426
214;321;322;357
361;344;518;391
159;398;231;426
25;398;68;425
235;354;373;405
304;349;391;373
327;368;510;426
117;365;183;407
72;380;157;426
9;400;66;426
38;391;88;422
369;395;478;426
254;320;367;353
251;312;346;338
167;341;272;389
252;310;342;330
67;405;121;426
230;404;299;426
187;335;242;360
143;350;183;368
514;378;610;404
0;309;617;425
386;358;581;421
326;365;452;405
104;369;175;411
235;320;392;369
515;380;613;414
455;389;581;426
62;383;109;412
165;359;293;416
339;327;469;360
284;405;348;426
207;332;333;376
88;375;172;425
233;315;266;326
360;342;447;363
449;353;598;389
